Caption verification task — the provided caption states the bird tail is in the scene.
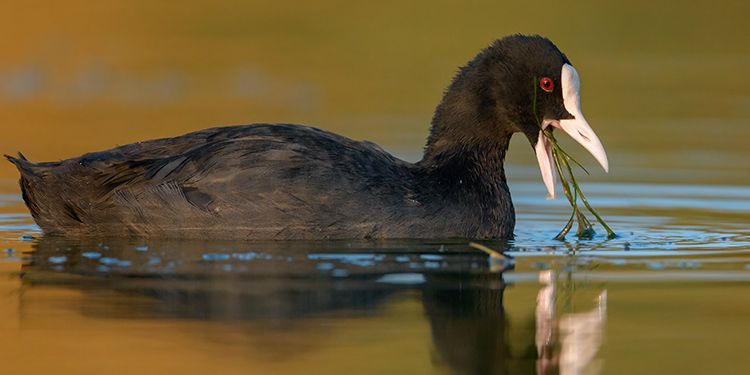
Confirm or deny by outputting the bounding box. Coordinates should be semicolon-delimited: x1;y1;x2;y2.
4;152;33;174
6;153;95;233
5;153;49;227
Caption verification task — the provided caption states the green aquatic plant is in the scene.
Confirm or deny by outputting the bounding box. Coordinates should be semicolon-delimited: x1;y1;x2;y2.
532;78;617;240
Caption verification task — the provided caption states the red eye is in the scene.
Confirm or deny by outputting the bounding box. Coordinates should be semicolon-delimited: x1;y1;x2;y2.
540;77;554;92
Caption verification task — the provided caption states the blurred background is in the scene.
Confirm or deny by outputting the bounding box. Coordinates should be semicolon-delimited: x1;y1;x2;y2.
1;0;748;185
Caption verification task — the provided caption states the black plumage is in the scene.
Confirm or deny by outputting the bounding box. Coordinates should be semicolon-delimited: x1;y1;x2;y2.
6;35;575;239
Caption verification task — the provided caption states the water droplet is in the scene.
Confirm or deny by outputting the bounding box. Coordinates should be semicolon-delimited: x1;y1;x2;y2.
678;260;700;269
316;262;334;271
420;254;443;261
424;261;441;269
202;253;230;261
231;252;257;261
48;256;67;264
99;257;120;265
332;269;349;277
377;273;424;284
647;262;664;270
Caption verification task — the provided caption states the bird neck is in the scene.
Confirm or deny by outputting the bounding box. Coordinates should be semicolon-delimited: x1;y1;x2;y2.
416;104;515;238
418;86;514;193
418;133;511;198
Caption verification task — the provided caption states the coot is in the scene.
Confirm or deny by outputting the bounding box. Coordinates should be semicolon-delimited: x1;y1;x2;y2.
6;34;608;239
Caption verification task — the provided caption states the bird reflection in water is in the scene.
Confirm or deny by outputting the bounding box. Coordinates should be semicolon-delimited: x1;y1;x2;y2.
18;237;606;374
536;270;607;375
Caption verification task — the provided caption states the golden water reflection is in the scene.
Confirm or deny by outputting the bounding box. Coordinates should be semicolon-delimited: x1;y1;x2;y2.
0;237;607;375
2;232;750;374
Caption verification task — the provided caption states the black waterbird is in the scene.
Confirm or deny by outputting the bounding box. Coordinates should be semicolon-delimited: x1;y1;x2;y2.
6;35;608;239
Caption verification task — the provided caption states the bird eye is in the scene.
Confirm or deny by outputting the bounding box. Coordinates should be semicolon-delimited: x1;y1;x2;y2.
540;77;554;92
